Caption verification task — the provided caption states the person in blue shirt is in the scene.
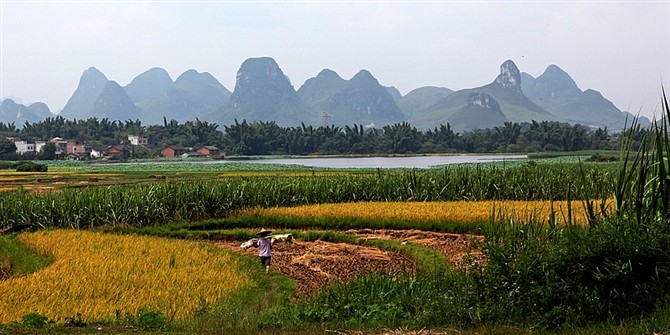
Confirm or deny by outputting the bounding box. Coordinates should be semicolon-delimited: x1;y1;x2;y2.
255;229;273;274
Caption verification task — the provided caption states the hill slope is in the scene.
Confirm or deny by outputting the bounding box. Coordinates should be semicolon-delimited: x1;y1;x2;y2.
410;60;557;131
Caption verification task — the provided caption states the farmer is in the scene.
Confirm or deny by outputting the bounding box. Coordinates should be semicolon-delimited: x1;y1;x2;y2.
255;228;273;274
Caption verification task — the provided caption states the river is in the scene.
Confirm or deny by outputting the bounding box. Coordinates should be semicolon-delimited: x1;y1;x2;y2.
222;154;527;169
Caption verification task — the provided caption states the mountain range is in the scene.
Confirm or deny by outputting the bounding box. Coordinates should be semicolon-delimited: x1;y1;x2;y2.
1;58;649;131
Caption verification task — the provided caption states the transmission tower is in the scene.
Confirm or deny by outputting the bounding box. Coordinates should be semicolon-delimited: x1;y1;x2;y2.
322;112;332;127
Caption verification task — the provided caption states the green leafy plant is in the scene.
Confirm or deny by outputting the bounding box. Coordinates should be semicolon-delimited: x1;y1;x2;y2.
135;309;168;330
21;312;49;328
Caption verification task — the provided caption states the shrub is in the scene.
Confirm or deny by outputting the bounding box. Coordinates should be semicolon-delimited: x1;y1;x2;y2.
15;161;47;172
21;312;49;327
0;162;15;170
135;310;168;330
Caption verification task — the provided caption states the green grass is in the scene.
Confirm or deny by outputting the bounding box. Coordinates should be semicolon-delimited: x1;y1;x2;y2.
0;234;52;277
527;150;619;160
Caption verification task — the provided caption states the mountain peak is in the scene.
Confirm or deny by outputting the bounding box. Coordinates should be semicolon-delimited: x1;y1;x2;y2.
84;66;105;76
176;69;201;81
125;67;173;102
351;69;377;83
81;67;108;84
494;60;522;92
59;67;111;119
214;57;310;126
544;64;568;76
316;69;343;80
236;57;289;88
539;65;579;88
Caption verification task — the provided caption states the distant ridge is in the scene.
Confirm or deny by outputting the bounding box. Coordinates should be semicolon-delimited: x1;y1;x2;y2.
298;68;404;127
409;60;557;131
29;58;645;131
135;69;231;124
522;65;650;130
0;99;54;126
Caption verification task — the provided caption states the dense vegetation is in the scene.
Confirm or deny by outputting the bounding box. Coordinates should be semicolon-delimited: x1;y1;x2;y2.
1;95;668;334
0;162;616;230
274;93;670;331
0;116;645;159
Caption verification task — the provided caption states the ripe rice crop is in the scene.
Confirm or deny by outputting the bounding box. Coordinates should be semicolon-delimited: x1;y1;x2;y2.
246;200;613;226
0;230;249;323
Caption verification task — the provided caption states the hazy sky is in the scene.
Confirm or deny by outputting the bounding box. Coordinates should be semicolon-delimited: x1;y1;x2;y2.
1;1;669;119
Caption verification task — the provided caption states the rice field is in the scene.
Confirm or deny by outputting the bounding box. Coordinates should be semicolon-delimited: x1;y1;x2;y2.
0;230;250;323
242;199;613;226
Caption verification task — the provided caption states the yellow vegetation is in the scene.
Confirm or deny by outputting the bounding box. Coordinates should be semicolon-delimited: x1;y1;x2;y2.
0;230;250;323
246;200;613;225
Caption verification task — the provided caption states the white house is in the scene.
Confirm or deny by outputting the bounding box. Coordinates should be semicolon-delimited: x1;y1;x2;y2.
90;149;104;158
14;141;35;154
128;135;148;146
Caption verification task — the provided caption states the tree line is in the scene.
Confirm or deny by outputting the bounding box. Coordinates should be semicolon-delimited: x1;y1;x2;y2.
0;116;644;159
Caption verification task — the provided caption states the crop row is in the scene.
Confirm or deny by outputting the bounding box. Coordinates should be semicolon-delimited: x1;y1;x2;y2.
0;230;248;323
0;163;616;229
241;199;613;226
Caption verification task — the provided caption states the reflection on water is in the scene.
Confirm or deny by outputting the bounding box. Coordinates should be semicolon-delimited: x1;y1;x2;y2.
231;155;527;169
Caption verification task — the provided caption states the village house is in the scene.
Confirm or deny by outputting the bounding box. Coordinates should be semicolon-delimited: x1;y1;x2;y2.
105;145;132;157
161;145;187;158
67;140;92;156
196;146;220;157
90;148;104;159
128;135;148;146
182;151;206;158
47;137;68;158
6;137;35;154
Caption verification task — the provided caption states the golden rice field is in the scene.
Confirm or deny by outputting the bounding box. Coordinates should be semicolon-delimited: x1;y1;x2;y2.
245;200;613;225
0;230;250;323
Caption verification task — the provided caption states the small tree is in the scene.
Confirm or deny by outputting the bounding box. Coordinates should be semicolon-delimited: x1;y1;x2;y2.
0;139;17;159
37;143;57;160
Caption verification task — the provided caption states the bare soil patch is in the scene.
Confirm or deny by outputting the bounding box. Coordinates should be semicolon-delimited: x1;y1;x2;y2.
347;229;484;268
216;239;415;296
217;229;484;296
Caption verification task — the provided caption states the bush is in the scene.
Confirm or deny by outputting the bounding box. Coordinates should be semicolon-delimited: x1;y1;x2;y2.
21;312;49;327
0;161;15;170
471;216;670;329
15;161;47;172
135;310;168;330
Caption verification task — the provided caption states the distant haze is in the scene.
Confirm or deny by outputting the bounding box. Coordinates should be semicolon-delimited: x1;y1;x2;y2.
1;1;668;119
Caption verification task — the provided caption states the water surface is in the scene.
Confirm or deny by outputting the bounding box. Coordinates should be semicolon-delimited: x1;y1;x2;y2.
230;154;527;169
